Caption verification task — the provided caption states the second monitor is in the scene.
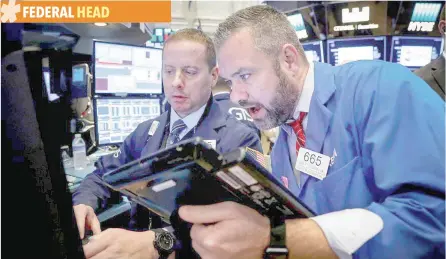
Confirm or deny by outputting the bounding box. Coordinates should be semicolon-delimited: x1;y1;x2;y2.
327;36;386;66
302;41;325;63
94;97;161;146
390;36;443;70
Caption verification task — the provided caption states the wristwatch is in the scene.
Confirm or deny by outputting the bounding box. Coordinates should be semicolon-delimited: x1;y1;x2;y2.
153;229;176;259
264;217;288;259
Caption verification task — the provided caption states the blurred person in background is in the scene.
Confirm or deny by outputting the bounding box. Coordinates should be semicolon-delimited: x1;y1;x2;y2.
415;5;445;100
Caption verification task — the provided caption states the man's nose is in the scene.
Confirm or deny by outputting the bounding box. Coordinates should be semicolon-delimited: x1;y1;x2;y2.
171;70;184;89
230;82;249;105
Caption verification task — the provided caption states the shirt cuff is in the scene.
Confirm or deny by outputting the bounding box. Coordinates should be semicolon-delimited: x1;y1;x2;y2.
310;208;384;259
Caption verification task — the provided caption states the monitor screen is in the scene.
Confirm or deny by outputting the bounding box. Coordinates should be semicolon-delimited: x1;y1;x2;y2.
390;36;443;70
284;5;327;42
391;1;444;37
73;66;85;83
93;41;163;95
288;13;309;40
71;65;88;98
327;36;386;66
95;98;161;146
43;69;60;102
326;2;389;38
151;28;175;44
302;41;325;63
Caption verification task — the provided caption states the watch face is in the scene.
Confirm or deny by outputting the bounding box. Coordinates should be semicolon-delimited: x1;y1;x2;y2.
157;233;174;250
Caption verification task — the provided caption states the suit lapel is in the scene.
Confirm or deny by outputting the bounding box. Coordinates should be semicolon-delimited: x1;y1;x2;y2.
299;62;335;189
431;56;445;95
194;100;226;146
141;112;169;156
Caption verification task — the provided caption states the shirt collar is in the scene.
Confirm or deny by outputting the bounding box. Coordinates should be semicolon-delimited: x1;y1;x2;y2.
293;61;315;118
170;103;207;132
282;62;315;134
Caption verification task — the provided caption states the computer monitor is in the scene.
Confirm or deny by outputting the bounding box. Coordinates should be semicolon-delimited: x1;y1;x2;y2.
72;64;89;98
287;13;309;40
94;97;161;146
390;36;443;70
327;36;386;66
151;28;175;44
93;41;163;96
302;41;325;63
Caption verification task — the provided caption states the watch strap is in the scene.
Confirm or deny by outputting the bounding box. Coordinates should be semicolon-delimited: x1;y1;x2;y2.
264;218;288;259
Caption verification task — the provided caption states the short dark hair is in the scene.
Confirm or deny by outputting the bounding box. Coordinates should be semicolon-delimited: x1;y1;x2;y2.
164;28;216;70
214;5;306;62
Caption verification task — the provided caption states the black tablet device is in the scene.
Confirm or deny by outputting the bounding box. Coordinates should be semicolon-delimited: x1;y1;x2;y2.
102;137;315;223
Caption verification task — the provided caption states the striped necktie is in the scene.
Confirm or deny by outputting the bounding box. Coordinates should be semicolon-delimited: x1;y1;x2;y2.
167;119;187;146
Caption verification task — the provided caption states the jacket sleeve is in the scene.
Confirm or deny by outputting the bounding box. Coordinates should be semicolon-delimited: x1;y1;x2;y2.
72;122;148;210
239;127;263;153
354;64;445;258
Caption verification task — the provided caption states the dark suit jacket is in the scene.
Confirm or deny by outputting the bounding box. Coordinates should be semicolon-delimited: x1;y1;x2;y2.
414;55;445;100
72;97;262;229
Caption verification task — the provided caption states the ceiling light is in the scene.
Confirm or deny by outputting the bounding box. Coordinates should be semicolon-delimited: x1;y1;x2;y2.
94;23;107;27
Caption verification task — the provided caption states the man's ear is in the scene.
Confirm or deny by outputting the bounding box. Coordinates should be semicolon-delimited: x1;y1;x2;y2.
280;44;300;73
211;66;220;86
439;20;446;35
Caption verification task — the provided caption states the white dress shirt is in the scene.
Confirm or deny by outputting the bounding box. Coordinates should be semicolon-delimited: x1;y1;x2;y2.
170;103;207;140
280;62;384;259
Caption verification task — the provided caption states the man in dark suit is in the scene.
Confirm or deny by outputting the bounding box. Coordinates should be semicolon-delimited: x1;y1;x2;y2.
415;6;445;100
74;28;262;259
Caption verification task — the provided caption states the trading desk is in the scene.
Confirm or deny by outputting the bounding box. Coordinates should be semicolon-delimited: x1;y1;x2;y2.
63;149;132;223
63;150;109;191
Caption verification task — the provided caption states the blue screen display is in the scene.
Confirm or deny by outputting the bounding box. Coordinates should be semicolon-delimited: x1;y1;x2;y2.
72;67;85;83
302;41;325;63
390;36;443;70
327;36;386;66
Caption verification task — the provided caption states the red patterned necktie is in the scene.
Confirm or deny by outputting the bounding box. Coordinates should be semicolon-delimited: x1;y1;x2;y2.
288;112;307;154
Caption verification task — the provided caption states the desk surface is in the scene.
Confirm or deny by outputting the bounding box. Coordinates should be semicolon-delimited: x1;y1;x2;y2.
64;149;115;176
64;149;115;189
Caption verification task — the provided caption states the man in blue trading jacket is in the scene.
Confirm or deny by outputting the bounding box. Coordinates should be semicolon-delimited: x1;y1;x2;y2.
177;5;445;259
74;28;262;259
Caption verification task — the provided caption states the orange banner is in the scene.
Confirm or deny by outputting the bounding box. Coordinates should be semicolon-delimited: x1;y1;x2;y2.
0;0;171;23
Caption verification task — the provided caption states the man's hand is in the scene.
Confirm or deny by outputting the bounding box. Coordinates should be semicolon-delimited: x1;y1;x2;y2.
179;201;270;259
83;228;159;259
73;204;101;239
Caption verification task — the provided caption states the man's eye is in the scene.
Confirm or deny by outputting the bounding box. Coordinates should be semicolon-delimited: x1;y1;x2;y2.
184;69;197;75
240;74;250;81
